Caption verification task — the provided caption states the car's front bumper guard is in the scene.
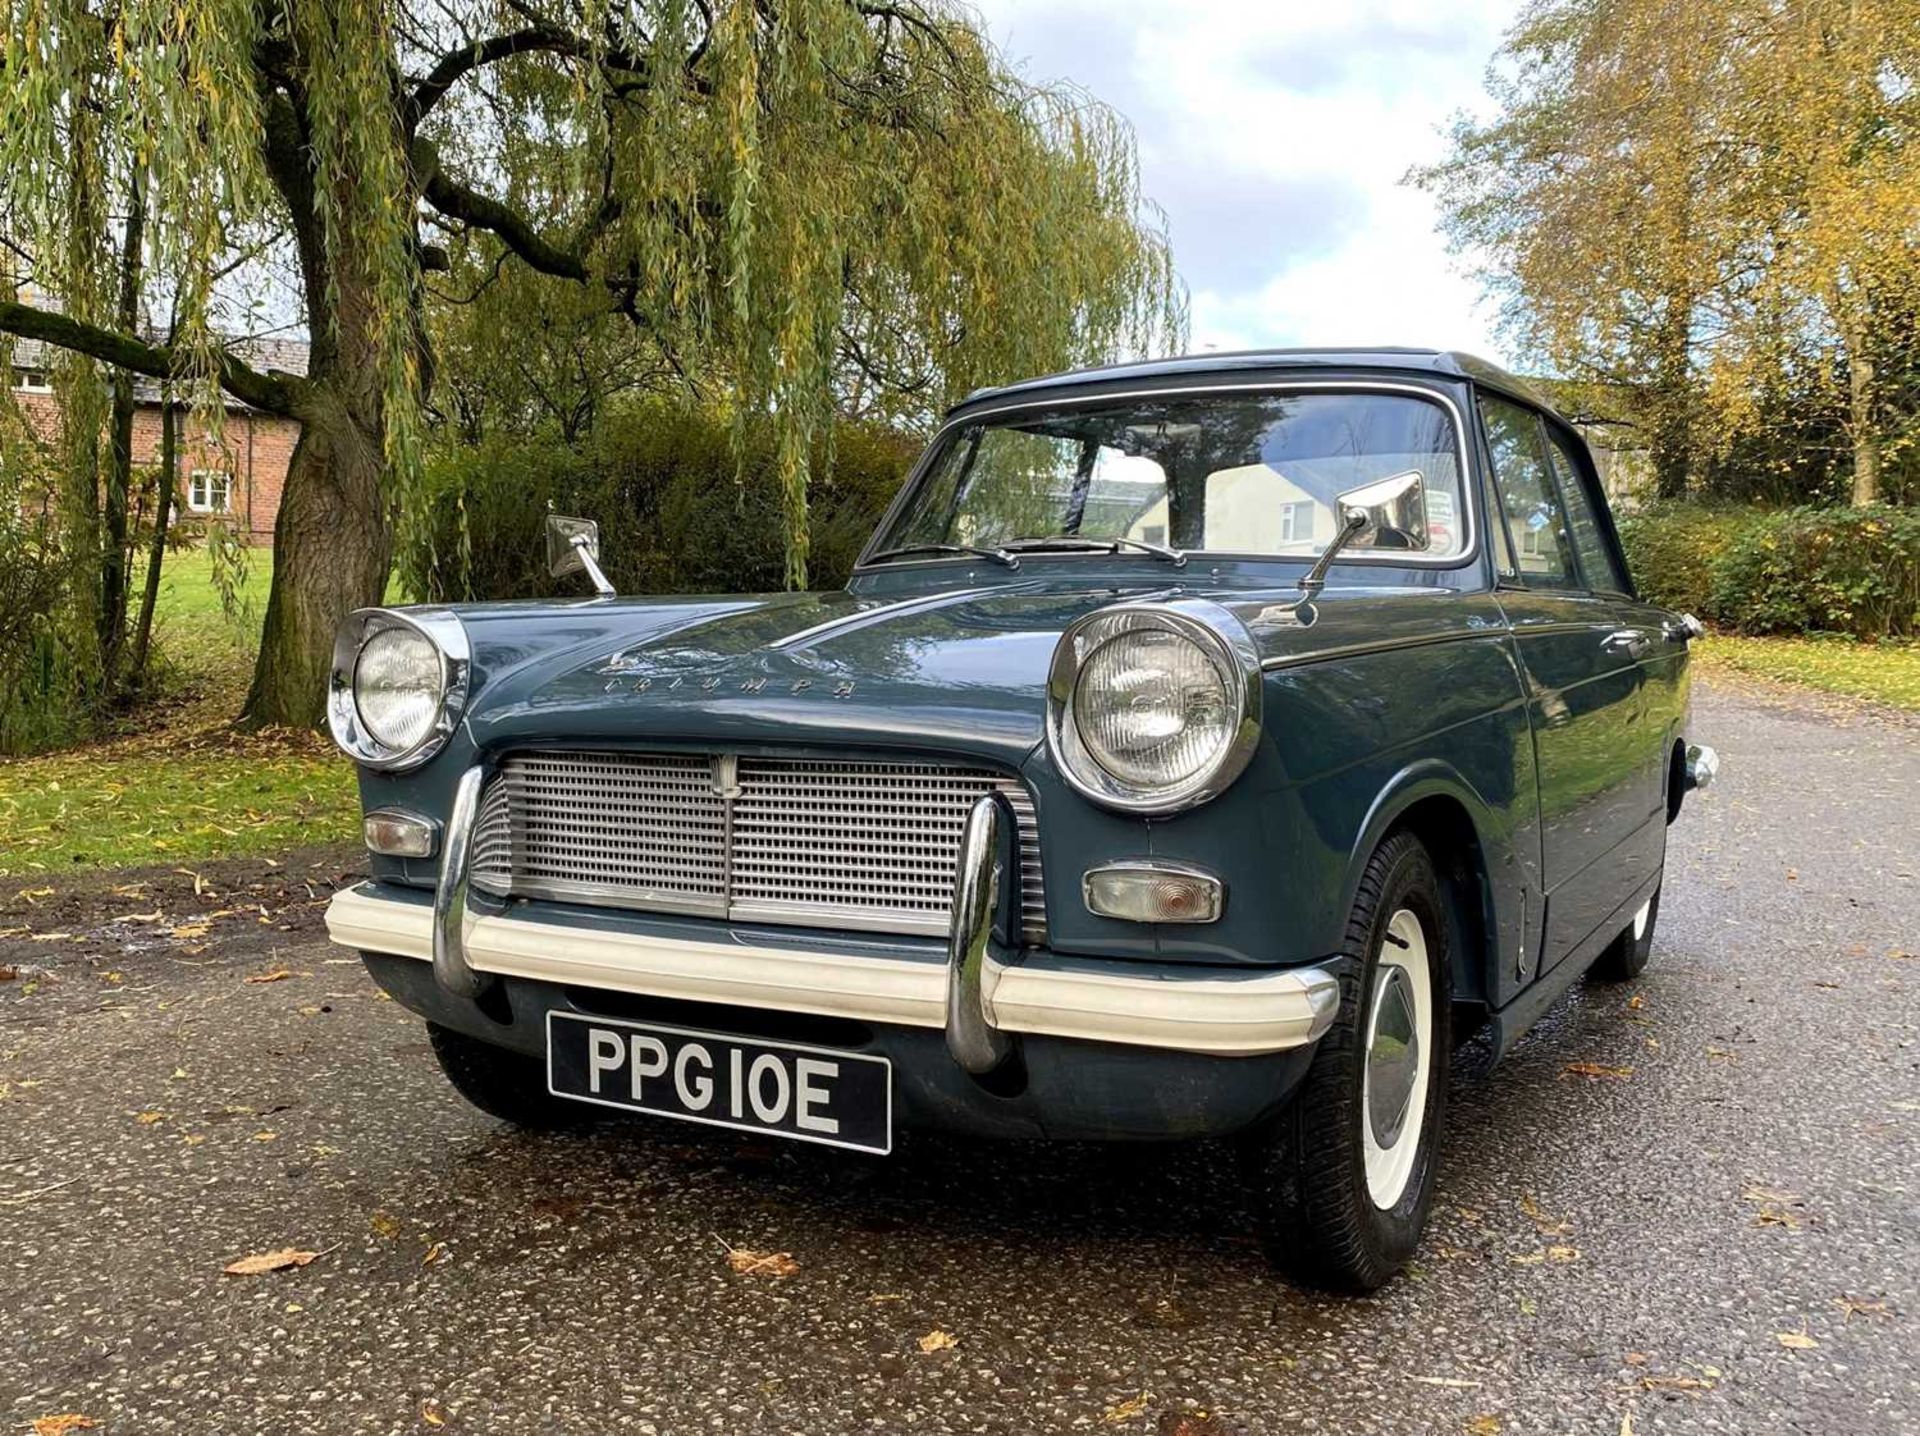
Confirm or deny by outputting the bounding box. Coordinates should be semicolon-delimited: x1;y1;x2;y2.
328;771;1339;1061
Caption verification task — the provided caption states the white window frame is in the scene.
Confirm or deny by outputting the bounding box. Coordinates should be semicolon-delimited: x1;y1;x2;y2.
187;469;233;514
1277;499;1314;543
11;367;52;393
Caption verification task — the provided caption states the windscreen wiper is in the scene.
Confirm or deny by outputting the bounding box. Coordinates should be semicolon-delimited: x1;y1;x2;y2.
864;542;1021;570
1002;535;1188;567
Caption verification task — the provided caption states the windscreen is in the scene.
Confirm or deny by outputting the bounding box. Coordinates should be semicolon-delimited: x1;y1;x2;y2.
877;390;1466;559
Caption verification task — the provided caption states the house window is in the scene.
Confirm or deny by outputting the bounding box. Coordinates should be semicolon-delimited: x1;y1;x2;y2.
11;367;51;393
187;470;233;514
1277;499;1315;543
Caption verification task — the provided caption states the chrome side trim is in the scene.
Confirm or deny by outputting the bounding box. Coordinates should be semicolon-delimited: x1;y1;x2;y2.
431;766;488;998
768;587;1002;651
945;795;1015;1074
325;885;1342;1057
1260;627;1506;673
857;380;1478;574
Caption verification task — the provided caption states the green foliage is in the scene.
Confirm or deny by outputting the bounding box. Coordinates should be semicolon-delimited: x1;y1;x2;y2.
1615;504;1766;616
1706;506;1920;639
401;404;917;601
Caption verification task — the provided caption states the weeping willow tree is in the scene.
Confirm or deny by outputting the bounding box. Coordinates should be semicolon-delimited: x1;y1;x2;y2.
1;0;1182;728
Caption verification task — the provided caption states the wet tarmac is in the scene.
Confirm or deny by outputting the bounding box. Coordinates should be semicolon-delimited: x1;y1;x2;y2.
2;681;1914;1433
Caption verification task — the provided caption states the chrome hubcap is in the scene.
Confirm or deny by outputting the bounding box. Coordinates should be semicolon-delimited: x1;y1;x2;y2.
1361;908;1433;1211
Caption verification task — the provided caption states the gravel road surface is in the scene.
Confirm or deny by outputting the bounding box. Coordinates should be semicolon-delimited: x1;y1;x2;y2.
2;680;1914;1434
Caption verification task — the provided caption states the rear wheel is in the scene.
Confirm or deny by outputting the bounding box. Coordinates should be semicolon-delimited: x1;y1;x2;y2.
1590;884;1660;982
1244;831;1452;1292
427;1022;594;1130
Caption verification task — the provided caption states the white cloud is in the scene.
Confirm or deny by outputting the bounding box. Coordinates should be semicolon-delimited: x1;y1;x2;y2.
970;0;1518;364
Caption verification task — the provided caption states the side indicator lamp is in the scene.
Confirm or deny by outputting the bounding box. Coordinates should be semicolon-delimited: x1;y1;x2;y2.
1083;861;1224;924
364;809;439;859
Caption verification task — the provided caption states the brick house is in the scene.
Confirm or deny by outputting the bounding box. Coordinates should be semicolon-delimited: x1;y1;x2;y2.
9;333;308;545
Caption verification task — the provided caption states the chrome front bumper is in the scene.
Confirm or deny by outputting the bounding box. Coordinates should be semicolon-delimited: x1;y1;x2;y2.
331;768;1339;1061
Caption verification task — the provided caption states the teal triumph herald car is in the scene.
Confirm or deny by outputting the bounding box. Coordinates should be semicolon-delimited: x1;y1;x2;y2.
324;349;1718;1291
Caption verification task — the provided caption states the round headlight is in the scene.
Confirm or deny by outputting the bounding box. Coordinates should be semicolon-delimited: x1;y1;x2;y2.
354;625;444;751
1073;628;1234;788
327;608;470;771
1047;602;1261;814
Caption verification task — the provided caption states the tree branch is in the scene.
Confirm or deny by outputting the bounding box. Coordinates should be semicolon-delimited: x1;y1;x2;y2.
420;169;589;282
0;299;300;415
407;26;590;131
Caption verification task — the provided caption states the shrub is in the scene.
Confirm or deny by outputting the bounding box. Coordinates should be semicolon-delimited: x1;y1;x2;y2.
1706;506;1920;639
401;404;917;602
1614;503;1763;615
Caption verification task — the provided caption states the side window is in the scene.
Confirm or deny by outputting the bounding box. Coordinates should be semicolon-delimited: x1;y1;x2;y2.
1479;397;1578;589
1544;430;1629;594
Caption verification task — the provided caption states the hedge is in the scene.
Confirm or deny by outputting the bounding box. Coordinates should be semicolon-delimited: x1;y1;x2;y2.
1615;502;1920;639
400;405;918;601
1706;506;1920;640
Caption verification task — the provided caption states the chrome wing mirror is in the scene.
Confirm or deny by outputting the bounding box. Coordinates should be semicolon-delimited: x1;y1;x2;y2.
1295;470;1426;603
545;513;615;596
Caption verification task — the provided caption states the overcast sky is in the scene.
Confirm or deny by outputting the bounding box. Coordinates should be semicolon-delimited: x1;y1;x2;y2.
971;0;1520;364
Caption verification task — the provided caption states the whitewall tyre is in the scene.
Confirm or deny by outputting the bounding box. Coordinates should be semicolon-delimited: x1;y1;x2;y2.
1590;883;1660;983
1243;831;1452;1292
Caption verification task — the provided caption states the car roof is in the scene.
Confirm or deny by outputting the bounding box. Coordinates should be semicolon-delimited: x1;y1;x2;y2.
953;347;1561;419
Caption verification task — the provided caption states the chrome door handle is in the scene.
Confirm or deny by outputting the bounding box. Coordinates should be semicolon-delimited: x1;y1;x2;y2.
1602;629;1651;659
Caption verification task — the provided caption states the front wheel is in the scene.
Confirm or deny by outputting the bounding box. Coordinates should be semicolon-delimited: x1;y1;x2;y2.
1243;831;1452;1292
427;1022;596;1130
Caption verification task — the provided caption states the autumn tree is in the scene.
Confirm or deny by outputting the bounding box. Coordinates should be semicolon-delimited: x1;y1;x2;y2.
1;0;1180;729
1416;0;1918;503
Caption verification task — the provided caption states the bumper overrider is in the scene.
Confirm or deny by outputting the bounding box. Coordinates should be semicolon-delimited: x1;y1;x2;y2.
327;771;1342;1133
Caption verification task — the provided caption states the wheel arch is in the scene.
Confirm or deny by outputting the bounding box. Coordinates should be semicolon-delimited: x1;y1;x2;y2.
1338;762;1511;1010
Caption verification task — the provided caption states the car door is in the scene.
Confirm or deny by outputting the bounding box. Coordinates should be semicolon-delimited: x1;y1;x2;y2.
1539;417;1679;846
1479;394;1652;975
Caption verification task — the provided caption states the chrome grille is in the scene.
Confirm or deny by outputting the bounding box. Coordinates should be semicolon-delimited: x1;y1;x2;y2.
471;751;1046;942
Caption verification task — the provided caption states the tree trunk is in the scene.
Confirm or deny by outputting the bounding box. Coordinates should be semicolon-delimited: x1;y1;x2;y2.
1649;298;1694;502
241;379;389;728
124;384;176;694
1848;345;1879;506
101;169;149;683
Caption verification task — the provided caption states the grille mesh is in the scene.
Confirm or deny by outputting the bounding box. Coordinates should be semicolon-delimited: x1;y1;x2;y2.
471;751;1045;941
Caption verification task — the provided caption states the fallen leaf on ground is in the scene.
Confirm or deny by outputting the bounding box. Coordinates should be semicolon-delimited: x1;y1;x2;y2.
1561;1062;1633;1081
169;923;210;940
421;1399;447;1427
1547;1245;1580;1263
1775;1327;1819;1351
1752;1206;1802;1230
369;1211;401;1239
119;911;163;923
223;1247;322;1276
725;1248;799;1278
135;1110;167;1125
868;1292;905;1303
1103;1393;1151;1423
1706;1046;1738;1062
253;1130;277;1142
0;965;18;981
1640;1374;1715;1392
32;1416;96;1436
422;1242;446;1266
918;1329;959;1354
1834;1296;1889;1322
244;969;293;984
28;933;73;943
1620;1415;1634;1436
1743;1186;1802;1204
1466;1417;1502;1436
1520;1192;1572;1236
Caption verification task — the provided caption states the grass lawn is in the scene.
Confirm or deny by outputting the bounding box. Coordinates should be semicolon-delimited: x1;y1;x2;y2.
1694;633;1920;712
0;548;360;877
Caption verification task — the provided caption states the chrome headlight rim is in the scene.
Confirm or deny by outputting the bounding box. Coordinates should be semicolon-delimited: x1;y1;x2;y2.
1045;599;1262;816
326;607;470;771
